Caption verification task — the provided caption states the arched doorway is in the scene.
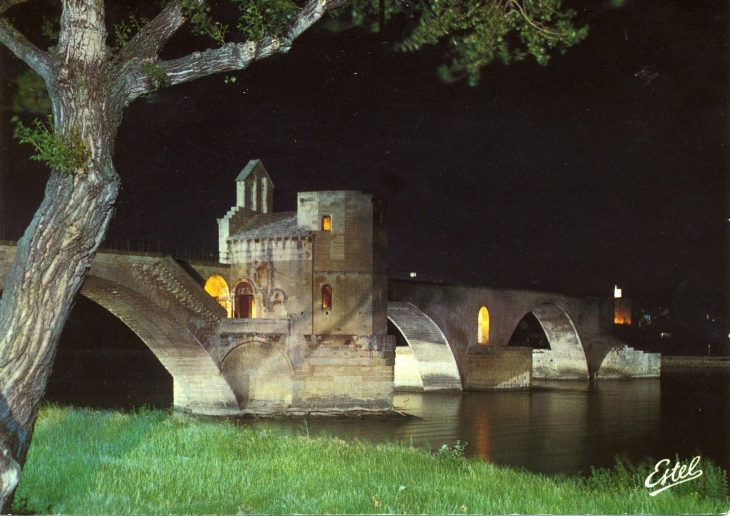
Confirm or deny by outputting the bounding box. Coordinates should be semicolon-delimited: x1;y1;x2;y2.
234;280;255;319
204;275;231;317
478;306;490;345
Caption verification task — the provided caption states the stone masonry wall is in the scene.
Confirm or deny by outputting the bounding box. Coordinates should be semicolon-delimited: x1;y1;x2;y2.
465;347;532;390
292;334;395;410
596;346;661;378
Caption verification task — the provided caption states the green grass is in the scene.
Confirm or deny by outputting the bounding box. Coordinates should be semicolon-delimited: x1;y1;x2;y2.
13;405;730;514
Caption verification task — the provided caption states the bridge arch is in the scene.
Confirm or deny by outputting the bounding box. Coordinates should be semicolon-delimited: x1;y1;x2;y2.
220;340;293;410
388;301;462;391
0;245;244;414
509;303;589;380
81;275;239;414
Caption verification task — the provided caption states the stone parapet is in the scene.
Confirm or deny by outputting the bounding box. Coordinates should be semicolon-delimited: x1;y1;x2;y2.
219;318;291;335
661;356;730;368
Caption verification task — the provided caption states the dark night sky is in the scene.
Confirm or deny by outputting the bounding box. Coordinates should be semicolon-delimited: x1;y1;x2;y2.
0;0;727;300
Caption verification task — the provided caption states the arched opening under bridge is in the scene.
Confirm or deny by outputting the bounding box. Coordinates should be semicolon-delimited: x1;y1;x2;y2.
509;303;589;380
44;295;173;409
388;301;462;391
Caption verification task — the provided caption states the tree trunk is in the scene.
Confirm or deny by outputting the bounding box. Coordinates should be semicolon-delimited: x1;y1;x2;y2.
0;157;120;514
0;1;122;510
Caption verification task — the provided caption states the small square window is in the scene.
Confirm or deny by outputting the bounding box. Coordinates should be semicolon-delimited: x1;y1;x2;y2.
322;215;332;231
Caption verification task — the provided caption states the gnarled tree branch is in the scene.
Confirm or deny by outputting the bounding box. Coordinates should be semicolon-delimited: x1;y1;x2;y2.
288;0;348;40
122;0;348;103
0;17;52;79
118;0;193;62
161;36;277;87
0;0;27;15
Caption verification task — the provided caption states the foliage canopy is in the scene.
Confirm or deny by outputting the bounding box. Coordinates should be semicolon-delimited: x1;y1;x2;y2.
7;0;587;166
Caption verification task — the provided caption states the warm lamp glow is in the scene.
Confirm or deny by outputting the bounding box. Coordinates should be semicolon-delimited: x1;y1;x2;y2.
204;275;232;317
322;215;332;231
478;306;490;345
322;284;332;309
614;298;632;325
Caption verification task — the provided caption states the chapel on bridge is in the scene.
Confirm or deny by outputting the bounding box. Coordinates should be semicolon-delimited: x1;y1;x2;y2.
210;160;394;411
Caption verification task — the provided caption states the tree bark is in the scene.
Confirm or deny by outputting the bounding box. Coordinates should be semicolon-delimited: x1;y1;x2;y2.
0;0;121;510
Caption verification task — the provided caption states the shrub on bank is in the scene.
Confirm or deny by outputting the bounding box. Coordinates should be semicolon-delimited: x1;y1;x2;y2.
13;406;730;514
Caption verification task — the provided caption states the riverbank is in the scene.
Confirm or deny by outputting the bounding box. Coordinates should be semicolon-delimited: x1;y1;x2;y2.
662;356;730;368
13;405;728;514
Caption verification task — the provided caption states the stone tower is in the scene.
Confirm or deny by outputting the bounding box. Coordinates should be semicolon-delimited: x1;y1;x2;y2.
217;159;274;264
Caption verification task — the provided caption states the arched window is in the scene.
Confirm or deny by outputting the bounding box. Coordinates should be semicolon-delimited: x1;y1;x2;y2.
204;275;231;318
322;215;332;231
322;284;332;309
234;281;255;319
478;306;490;345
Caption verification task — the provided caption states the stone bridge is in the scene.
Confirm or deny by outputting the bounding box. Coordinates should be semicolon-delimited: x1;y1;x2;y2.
388;280;659;390
0;243;658;415
0;243;239;415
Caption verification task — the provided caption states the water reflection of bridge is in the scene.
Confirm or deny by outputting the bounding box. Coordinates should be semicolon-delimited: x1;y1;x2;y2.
393;380;662;475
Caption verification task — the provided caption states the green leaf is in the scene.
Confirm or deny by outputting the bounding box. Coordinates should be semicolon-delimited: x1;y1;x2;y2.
12;115;90;174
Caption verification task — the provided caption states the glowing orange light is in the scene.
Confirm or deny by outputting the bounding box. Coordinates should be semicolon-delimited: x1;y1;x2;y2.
614;298;632;325
478;306;490;345
322;215;332;231
205;275;232;317
322;284;332;309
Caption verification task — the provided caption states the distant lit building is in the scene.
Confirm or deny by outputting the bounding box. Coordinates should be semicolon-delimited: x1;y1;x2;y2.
613;285;632;325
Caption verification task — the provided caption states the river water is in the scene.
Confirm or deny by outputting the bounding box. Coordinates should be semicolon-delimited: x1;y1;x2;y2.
235;369;730;476
45;347;729;477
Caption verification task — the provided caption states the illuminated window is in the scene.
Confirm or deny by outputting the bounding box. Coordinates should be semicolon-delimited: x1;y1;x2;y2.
204;275;231;318
322;284;332;309
478;306;490;345
322;215;332;231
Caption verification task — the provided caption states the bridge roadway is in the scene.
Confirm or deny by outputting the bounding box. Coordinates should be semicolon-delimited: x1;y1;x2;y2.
0;243;660;415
